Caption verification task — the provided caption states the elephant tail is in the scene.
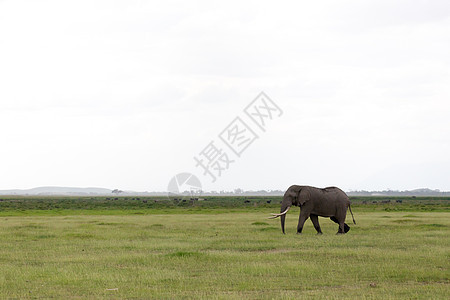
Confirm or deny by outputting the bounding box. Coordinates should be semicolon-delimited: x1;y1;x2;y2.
349;204;356;224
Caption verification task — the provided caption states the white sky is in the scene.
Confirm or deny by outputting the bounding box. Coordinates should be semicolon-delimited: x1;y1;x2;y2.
0;0;449;192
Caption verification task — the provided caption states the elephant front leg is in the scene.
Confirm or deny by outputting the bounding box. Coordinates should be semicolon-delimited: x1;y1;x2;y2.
296;211;309;234
310;214;322;234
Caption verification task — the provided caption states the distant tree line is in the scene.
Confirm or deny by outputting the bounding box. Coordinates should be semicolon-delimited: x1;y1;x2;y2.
347;188;450;196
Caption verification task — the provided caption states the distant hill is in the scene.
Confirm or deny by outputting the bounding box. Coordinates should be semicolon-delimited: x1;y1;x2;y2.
0;186;113;196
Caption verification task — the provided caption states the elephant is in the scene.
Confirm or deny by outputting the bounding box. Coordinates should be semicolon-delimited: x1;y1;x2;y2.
269;185;355;234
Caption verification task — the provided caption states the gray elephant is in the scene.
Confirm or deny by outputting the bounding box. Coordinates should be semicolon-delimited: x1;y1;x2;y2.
269;185;355;234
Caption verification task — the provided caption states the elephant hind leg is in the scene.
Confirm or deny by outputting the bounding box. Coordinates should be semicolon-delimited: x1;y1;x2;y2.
331;216;348;234
344;223;350;233
337;222;346;234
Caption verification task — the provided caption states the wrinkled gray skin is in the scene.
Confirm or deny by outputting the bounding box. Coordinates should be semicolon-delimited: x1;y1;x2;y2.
280;185;355;234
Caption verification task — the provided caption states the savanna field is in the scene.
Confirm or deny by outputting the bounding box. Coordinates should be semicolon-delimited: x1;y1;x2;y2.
0;197;448;299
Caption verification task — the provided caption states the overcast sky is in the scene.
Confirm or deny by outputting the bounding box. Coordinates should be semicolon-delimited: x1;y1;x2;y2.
0;0;449;192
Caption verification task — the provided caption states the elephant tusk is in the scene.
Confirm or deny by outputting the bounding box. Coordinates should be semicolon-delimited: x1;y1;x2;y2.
268;206;290;219
279;206;290;215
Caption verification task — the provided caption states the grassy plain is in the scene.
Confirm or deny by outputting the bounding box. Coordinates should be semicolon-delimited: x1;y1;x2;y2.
0;198;448;299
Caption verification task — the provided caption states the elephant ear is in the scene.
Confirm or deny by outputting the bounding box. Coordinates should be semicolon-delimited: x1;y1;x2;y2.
298;188;310;206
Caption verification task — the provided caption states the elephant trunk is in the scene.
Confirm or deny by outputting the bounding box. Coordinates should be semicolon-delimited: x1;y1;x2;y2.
281;213;286;234
268;195;292;233
280;199;291;234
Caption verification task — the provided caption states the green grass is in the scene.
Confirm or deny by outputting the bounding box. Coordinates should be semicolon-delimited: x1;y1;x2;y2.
0;195;449;214
0;208;449;299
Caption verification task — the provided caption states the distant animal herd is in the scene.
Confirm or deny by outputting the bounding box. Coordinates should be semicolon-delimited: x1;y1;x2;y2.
362;199;403;204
